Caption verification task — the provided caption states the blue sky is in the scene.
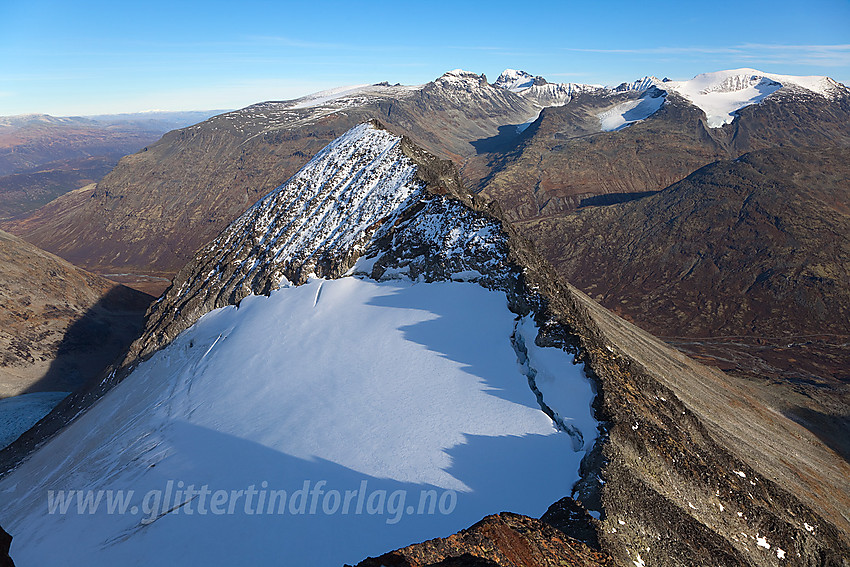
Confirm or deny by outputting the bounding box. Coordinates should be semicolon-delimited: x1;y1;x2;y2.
1;0;849;116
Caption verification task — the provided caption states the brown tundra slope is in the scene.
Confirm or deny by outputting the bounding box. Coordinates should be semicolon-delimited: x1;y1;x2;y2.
0;228;152;397
515;146;850;461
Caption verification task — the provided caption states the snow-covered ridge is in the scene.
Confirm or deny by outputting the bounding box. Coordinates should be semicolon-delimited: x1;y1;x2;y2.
432;69;490;91
493;69;602;106
0;121;600;565
171;122;421;306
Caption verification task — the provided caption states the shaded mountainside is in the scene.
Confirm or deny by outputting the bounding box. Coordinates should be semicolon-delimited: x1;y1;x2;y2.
474;86;850;221
2;123;848;566
0;229;152;397
1;72;537;294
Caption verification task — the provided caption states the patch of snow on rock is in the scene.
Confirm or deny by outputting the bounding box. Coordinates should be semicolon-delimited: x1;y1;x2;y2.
597;90;666;131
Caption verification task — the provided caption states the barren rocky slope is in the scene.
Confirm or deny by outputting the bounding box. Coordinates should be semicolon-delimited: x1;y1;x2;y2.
3;123;848;566
354;508;616;567
0;229;152;397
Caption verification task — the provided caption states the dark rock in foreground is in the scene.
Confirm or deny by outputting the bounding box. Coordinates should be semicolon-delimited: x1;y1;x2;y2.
352;511;616;567
0;525;13;567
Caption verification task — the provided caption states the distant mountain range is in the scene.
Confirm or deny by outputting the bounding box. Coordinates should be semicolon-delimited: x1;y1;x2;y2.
0;110;226;219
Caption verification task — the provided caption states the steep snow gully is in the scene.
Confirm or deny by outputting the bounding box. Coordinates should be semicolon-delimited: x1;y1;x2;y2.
0;122;600;566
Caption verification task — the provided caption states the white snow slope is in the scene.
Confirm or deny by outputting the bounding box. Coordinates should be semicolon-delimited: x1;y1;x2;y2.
597;90;666;132
0;124;598;566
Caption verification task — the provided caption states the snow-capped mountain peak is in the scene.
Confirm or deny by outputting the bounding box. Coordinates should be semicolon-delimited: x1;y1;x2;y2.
494;69;539;91
612;76;661;93
655;68;846;127
435;69;489;89
493;69;603;107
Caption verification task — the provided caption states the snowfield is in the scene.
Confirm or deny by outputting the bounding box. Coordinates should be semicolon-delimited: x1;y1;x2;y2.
0;392;69;450
597;90;666;131
652;68;844;127
0;277;597;566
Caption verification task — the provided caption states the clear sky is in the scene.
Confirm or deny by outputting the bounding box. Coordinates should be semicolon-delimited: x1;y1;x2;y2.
2;0;849;116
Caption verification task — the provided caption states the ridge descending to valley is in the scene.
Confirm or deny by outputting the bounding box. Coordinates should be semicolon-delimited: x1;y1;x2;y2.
1;122;848;567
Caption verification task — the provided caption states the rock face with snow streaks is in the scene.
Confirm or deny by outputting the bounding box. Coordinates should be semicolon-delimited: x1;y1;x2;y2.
137;122;423;356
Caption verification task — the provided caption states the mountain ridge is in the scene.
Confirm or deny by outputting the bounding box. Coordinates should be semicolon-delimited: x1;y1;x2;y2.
2;122;848;566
